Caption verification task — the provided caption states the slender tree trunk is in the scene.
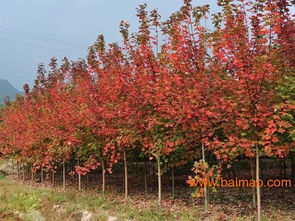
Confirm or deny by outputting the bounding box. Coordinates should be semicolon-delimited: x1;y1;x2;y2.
144;161;147;195
232;164;236;178
101;160;105;195
123;151;128;200
78;159;81;191
22;165;25;182
291;153;295;183
279;160;283;177
135;161;138;177
256;145;261;221
41;169;44;183
171;166;175;198
157;157;161;207
31;168;34;185
86;173;89;187
17;163;20;179
78;173;81;191
283;159;286;178
71;159;75;183
202;143;208;212
52;170;55;186
251;159;256;207
63;161;66;189
11;160;15;178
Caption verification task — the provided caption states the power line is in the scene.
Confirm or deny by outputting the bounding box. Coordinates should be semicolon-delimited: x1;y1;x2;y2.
0;30;84;50
0;26;87;49
0;37;83;55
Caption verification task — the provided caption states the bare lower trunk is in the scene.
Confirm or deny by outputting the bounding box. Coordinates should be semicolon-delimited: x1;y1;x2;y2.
144;161;147;195
123;151;128;200
78;173;81;191
30;168;34;185
22;165;25;182
63;161;66;189
11;160;15;178
17;163;20;179
136;162;139;177
157;158;161;207
256;145;261;221
86;173;89;187
171;167;175;198
292;153;295;183
251;159;256;207
41;169;44;183
52;170;55;186
78;159;81;191
202;143;208;212
283;160;286;178
102;160;105;195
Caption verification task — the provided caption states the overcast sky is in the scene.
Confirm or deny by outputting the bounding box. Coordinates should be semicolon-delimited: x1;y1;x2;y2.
0;0;218;90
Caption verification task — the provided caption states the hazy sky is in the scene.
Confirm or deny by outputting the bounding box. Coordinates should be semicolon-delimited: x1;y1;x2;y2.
0;0;218;90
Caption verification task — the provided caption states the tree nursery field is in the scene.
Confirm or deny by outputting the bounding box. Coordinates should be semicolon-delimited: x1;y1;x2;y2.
0;0;294;220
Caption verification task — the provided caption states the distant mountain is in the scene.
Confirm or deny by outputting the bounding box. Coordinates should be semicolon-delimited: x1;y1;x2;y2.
0;79;23;104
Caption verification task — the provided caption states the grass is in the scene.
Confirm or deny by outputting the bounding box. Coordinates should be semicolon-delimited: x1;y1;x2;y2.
0;176;294;221
0;178;202;221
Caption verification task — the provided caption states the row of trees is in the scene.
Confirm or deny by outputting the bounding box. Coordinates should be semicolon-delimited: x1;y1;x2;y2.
0;0;294;220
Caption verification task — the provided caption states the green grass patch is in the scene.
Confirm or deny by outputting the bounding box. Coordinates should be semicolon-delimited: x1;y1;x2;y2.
0;178;202;221
0;177;292;221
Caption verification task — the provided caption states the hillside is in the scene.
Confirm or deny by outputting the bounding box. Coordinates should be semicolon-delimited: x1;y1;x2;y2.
0;79;23;104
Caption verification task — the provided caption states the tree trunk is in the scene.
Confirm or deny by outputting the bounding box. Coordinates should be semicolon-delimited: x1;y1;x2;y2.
123;151;128;200
63;161;66;189
78;173;81;191
78;159;81;191
17;163;20;179
22;165;25;182
256;145;261;221
232;164;236;179
291;153;295;183
52;170;55;186
202;143;208;212
283;159;286;178
30;168;34;185
171;166;175;198
102;160;105;195
144;161;147;195
260;159;264;179
86;173;89;187
41;169;44;183
157;157;161;207
251;159;256;207
135;161;138;177
11;160;15;178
